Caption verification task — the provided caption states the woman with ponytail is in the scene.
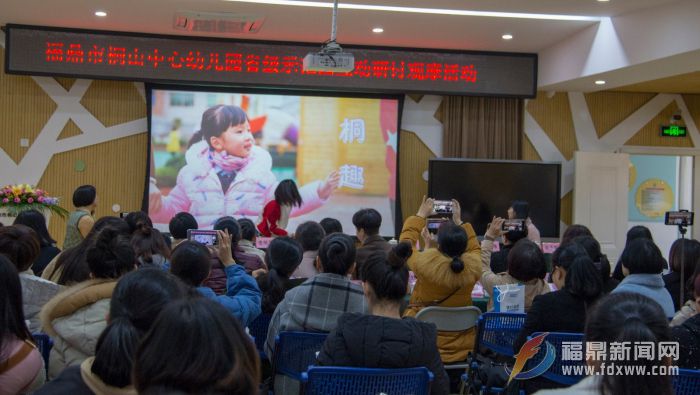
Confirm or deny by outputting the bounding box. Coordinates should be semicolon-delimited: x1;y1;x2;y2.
256;237;304;314
264;233;367;395
318;243;450;395
40;227;137;379
35;269;186;395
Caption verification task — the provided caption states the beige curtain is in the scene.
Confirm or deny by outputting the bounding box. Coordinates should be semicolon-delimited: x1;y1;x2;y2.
438;96;523;159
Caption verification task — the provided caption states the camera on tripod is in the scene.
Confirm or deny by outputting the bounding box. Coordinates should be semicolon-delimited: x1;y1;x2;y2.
664;210;694;227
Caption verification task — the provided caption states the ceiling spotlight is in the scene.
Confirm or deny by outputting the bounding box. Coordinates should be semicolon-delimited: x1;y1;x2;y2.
502;34;513;40
95;11;107;17
372;27;384;33
595;80;606;85
597;0;610;2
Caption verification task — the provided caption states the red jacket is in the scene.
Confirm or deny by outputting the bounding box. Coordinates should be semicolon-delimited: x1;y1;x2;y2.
257;200;288;237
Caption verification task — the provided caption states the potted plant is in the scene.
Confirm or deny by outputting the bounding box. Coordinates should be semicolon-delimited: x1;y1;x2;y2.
0;184;69;226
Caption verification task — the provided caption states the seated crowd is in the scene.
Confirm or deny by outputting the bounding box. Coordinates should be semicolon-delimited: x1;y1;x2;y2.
0;186;699;395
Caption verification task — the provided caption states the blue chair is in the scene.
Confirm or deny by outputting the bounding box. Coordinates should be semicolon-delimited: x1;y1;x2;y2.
301;366;433;395
674;368;700;395
524;332;586;386
32;333;53;379
248;313;272;359
271;331;328;381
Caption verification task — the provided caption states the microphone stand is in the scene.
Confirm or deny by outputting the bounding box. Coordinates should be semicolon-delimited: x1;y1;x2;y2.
678;224;687;310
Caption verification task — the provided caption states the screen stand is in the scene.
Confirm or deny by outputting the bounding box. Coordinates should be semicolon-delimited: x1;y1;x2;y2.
678;225;688;310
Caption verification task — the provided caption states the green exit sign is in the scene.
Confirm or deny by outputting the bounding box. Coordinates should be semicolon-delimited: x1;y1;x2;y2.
660;125;687;137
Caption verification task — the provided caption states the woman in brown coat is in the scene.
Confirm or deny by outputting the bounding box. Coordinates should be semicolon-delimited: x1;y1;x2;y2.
401;197;481;363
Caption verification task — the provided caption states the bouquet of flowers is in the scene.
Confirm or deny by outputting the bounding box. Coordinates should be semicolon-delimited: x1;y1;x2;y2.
0;184;69;218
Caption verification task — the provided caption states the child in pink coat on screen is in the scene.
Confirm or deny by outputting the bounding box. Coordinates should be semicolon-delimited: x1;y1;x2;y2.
149;105;340;228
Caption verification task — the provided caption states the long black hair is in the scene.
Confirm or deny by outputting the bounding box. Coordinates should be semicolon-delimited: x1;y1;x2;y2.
437;222;467;274
0;255;33;360
572;236;615;292
274;179;303;207
585;292;673;395
362;242;411;302
259;237;303;313
13;209;56;247
553;243;603;306
91;269;187;387
187;105;248;148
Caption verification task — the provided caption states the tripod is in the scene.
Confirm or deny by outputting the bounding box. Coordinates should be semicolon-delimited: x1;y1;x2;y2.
678;224;688;310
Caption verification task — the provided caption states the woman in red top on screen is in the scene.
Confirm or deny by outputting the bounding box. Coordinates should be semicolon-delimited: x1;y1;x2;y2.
149;105;340;229
258;180;302;237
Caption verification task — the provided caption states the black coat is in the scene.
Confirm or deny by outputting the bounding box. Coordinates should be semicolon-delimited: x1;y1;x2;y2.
663;271;689;312
672;313;700;369
515;289;590;352
317;312;449;395
34;365;94;395
32;245;61;277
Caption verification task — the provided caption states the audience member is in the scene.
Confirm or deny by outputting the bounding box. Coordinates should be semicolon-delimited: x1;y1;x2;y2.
612;225;654;281
256;237;304;314
258;179;303;237
0;255;45;394
352;208;392;279
63;185;97;250
133;298;260;395
515;243;603;351
238;218;266;262
13;209;60;276
489;224;528;274
671;263;699;326
481;218;549;312
320;217;343;235
35;269;187;395
124;211;153;234
41;227;136;379
535;292;673;395
318;243;450;395
0;225;60;332
131;221;171;269
671;274;700;369
42;217;130;285
613;238;675;318
572;236;618;293
168;212;198;247
290;221;325;279
663;238;700;310
169;232;261;327
400;197;480;364
265;233;366;357
508;200;540;243
560;224;592;246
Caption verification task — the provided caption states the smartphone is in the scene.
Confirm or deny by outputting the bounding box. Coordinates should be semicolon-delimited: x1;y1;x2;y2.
187;229;219;246
427;218;448;234
433;200;453;214
664;211;694;226
502;219;525;232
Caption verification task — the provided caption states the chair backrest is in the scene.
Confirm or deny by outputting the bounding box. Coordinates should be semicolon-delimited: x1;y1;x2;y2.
674;368;700;395
248;313;272;358
301;366;434;395
271;331;329;381
525;332;585;386
415;306;481;332
32;333;53;379
475;312;527;357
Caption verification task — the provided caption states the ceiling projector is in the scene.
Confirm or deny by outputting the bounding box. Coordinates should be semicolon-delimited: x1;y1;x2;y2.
303;41;355;73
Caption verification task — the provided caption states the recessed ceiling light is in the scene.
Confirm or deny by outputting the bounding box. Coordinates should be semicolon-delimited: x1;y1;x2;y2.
595;80;606;85
95;11;107;17
372;27;384;33
502;34;513;40
597;0;610;3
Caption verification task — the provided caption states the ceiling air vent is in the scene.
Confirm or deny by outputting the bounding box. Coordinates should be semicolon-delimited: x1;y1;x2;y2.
173;11;265;34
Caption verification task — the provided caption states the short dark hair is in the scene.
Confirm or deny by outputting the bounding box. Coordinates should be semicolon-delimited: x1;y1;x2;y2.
504;227;528;245
561;224;592;245
133;298;260;394
170;241;212;287
274;179;302;207
92;269;186;387
320;217;343;235
72;184;97;207
668;238;700;276
361;243;410;301
0;224;40;272
585;292;673;395
437;222;467;274
168;212;198;240
86;227;136;279
213;216;241;244
13;209;56;246
507;239;547;282
620;238;665;274
352;209;382;236
317;233;356;275
626;225;653;246
295;221;325;252
238;218;257;241
260;237;303;313
125;211;153;234
510;200;530;219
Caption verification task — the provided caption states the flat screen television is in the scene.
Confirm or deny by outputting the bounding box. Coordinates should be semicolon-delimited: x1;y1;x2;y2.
428;159;561;238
